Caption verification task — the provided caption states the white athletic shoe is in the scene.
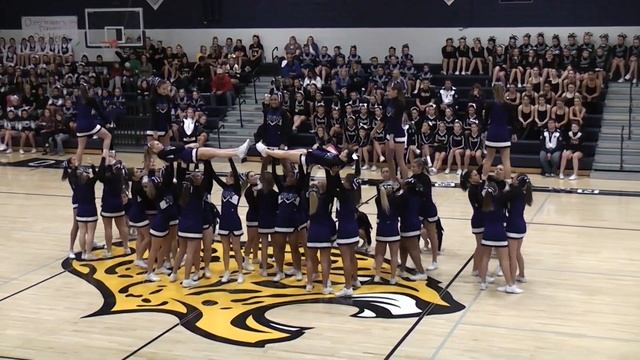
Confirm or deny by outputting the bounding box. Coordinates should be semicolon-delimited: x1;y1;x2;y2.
221;271;230;283
5;149;12;154
237;139;250;159
305;284;314;292
379;155;385;163
133;259;148;269
284;268;296;276
322;286;333;295
370;165;377;171
471;270;479;277
67;251;76;259
444;168;450;174
505;285;524;294
204;269;212;279
30;148;37;153
413;148;421;155
397;269;410;278
496;285;507;292
255;141;268;157
0;143;6;151
273;272;285;282
633;78;638;84
427;262;439;271
456;169;462;176
260;269;268;277
569;174;578;180
352;280;362;289
169;272;177;282
243;261;255;272
559;174;565;179
389;277;398;285
335;287;354;297
82;253;97;261
495;266;504;277
409;272;428;281
124;248;131;255
485;276;496;284
429;167;437;175
237;273;245;284
479;282;488;290
295;271;303;281
454;71;460;75
191;273;199;281
625;74;631;80
516;275;528;283
181;279;198;288
103;250;112;259
145;273;160;282
617;78;625;83
156;267;171;275
373;275;382;283
19;149;25;154
361;164;369;170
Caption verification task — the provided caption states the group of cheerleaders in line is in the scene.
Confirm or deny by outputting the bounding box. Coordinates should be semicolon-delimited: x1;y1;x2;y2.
62;79;528;295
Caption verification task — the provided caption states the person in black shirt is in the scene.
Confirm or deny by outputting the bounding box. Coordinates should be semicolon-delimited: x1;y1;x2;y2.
624;35;639;84
469;37;485;75
609;33;628;82
559;122;584;180
441;38;457;75
456;36;471;75
247;35;264;71
193;56;213;93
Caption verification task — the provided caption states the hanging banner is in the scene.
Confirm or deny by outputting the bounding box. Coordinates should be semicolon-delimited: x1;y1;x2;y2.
146;0;165;10
21;16;78;44
444;0;455;5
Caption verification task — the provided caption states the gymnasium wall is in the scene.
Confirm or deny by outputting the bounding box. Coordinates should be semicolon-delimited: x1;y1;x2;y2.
1;0;638;63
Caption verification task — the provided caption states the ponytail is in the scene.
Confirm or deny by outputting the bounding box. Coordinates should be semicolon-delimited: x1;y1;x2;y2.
142;177;156;200
309;186;319;215
379;184;391;215
178;180;192;208
524;182;533;206
481;182;498;212
460;170;471;191
515;173;533;206
143;146;154;170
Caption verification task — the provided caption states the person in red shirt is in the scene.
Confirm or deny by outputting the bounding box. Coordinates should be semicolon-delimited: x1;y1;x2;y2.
210;68;234;107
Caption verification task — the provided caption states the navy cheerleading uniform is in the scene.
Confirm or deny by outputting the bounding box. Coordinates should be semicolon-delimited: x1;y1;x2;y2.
97;159;126;218
468;182;484;234
481;187;508;247
505;187;527;240
149;163;179;238
383;97;406;143
300;145;351;171
256;182;278;234
375;182;401;242
148;94;172;137
71;165;100;223
484;101;513;148
412;172;439;223
307;170;337;248
202;162;220;232
259;106;290;148
244;183;260;228
334;162;362;245
213;159;244;237
296;164;311;231
127;180;150;228
398;183;422;238
75;96;106;138
157;143;203;165
176;164;212;240
272;162;303;234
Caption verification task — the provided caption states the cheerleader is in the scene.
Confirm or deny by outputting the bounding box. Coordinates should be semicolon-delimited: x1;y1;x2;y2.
534;95;551;134
332;160;363;297
17;38;28;67
516;95;535;140
63;158;102;261
396;177;429;281
482;85;514;182
479;182;522;293
411;158;440;270
491;45;508;86
305;173;337;294
486;36;497;75
62;157;80;259
357;127;372;170
551;97;569;129
624;35;639;84
373;167;400;284
441;38;457;75
256;171;278;278
256;95;292;173
147;80;173;146
432;121;449;172
405;108;421;165
464;122;483;172
291;91;310;133
569;95;586;127
594;42;610;84
383;84;409;178
460;167;484;276
455;36;470;75
17;109;37;154
469;37;485;75
581;70;602;113
74;85;112;166
256;140;356;175
312;104;330;132
271;162;305;282
445;121;465;175
97;153;130;258
522;49;538;85
418;121;435;170
371;106;387;170
559;122;584;180
527;66;543;94
212;159;247;283
609;33;628;82
125;167;151;268
509;48;524;87
464;103;482;134
243;172;261;270
506;174;533;284
144;140;249;168
541;50;558;85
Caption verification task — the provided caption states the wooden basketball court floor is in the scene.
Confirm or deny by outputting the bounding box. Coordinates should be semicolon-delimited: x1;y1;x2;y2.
1;152;639;359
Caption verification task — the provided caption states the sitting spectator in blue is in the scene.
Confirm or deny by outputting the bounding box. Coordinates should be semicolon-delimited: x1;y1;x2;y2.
281;53;302;79
539;118;563;176
189;90;205;113
136;79;151;116
105;87;127;126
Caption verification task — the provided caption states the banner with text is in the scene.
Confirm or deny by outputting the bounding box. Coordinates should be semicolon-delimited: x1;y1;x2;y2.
21;16;78;45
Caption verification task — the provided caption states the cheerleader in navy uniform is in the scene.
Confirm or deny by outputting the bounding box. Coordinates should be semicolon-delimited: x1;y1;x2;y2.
371;106;387;171
74;85;112;166
624;35;639;84
432;121;449;173
63;158;102;261
441;38;457;75
256;139;357;176
243;172;261;271
396;177;429;281
404;108;421;164
464;122;483;172
97;153;130;258
410;158;440;270
486;36;497;75
373;167;400;284
482;85;514;181
343;116;359;150
506;173;533;284
256;95;292;173
491;45;508;86
455;36;471;75
305;172;337;294
147;80;173;146
357;126;372;170
212;159;247;283
198;160;219;279
382;85;409;178
256;172;278;277
559;122;584;180
332;159;363;297
609;33;628;82
445;121;465;175
418;121;435;170
62;156;81;259
145;139;250;168
479;182;522;293
509;48;524;87
271;162;305;282
125;167;151;269
291;91;310;133
469;37;486;75
460;167;484;276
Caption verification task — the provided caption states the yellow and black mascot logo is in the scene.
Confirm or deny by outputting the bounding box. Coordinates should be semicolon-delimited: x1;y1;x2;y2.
62;242;464;347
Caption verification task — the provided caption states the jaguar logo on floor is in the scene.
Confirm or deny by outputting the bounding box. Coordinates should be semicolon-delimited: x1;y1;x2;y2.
62;242;464;347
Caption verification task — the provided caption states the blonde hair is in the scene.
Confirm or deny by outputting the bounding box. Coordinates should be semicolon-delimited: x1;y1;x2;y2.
492;84;505;103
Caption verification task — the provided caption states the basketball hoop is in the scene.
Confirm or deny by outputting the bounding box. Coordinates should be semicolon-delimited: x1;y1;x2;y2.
101;39;119;48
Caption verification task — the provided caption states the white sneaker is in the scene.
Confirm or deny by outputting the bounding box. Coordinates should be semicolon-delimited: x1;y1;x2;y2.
260;269;268;277
255;141;268;157
335;287;353;297
389;277;397;285
373;275;382;283
295;271;303;281
124;248;131;255
0;143;6;151
625;74;631;80
103;250;112;259
370;165;377;171
409;272;428;281
559;174;564;179
237;139;250;159
516;275;528;283
243;261;255;271
322;286;333;295
569;174;577;180
495;267;503;277
145;273;160;282
379;155;385;163
237;273;244;284
67;251;76;259
506;285;524;294
496;285;507;292
479;282;488;290
352;280;362;289
284;268;295;276
454;71;460;75
82;253;97;261
156;267;171;275
456;169;462;175
427;262;439;271
428;167;437;175
19;149;25;154
305;284;314;292
618;78;625;83
485;276;496;284
444;168;450;174
169;272;177;282
221;271;230;283
204;268;212;279
181;279;198;288
133;259;147;268
471;270;479;277
634;78;638;84
413;148;421;155
5;149;12;154
30;148;37;153
191;273;199;281
398;270;410;278
273;272;285;282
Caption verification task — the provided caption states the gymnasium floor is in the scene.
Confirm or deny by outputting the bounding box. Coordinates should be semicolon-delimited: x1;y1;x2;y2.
0;152;639;359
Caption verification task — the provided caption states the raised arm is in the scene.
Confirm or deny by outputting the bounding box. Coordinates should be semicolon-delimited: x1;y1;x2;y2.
229;158;241;195
210;162;226;189
271;160;283;191
203;160;214;194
